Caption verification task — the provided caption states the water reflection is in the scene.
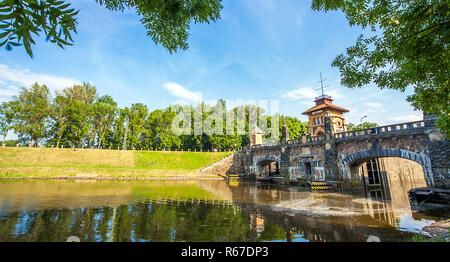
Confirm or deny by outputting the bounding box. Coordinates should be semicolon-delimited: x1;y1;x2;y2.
0;180;448;242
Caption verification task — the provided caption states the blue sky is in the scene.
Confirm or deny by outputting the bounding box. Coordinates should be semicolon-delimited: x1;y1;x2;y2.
0;0;423;139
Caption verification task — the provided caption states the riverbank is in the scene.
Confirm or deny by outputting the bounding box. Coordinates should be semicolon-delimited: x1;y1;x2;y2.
0;147;233;179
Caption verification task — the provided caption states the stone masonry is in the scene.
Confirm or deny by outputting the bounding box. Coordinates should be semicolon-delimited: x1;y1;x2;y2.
241;114;449;189
199;152;246;175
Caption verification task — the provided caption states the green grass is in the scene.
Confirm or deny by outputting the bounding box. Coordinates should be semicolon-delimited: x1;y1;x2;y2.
0;147;232;178
135;151;232;170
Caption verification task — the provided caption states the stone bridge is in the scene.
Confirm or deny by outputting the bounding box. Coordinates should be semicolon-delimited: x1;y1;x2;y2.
241;114;449;189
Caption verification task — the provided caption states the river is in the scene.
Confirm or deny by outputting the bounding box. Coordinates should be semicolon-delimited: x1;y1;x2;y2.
0;179;448;242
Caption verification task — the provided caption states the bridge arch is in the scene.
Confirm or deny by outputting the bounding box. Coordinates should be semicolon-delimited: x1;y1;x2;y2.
254;155;281;165
341;148;434;187
253;155;281;179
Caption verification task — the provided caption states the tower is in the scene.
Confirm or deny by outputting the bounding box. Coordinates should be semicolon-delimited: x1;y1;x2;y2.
250;126;263;146
302;95;349;136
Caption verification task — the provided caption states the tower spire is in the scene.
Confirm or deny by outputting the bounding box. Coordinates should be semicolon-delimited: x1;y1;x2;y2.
320;72;324;97
317;72;329;97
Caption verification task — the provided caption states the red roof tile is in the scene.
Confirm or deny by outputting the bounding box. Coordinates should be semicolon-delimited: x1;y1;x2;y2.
302;104;349;115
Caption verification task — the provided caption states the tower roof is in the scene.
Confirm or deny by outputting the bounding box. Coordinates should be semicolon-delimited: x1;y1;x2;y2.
251;126;263;135
302;95;349;115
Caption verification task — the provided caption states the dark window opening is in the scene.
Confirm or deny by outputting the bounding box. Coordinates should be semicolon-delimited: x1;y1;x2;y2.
305;162;312;175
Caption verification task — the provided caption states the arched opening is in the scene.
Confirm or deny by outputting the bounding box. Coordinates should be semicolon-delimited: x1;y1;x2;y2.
257;160;280;179
345;156;430;226
342;148;433;187
348;157;427;205
314;128;325;137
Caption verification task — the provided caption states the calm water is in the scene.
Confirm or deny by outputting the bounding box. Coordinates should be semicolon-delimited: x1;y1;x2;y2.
0;179;448;242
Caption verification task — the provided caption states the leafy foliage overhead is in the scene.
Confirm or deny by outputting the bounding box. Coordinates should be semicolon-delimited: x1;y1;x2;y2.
97;0;223;53
311;0;449;136
0;0;79;57
0;0;223;57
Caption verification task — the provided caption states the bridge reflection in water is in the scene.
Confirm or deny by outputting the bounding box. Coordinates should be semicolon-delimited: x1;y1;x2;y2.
0;179;447;242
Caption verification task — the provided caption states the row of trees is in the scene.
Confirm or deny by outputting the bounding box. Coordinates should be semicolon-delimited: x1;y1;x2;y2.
0;83;309;150
347;122;377;131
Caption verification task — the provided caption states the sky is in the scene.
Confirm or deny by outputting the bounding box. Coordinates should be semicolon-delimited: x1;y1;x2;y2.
0;0;423;140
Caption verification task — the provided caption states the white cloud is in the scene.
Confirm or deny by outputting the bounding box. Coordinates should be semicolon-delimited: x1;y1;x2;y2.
163;82;202;104
387;114;422;123
0;85;19;97
281;85;345;101
0;64;80;96
326;89;344;99
281;87;317;100
364;102;386;113
365;102;383;108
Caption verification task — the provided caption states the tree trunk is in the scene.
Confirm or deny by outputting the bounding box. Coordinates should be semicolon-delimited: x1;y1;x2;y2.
56;126;64;149
56;136;61;148
2;134;6;147
98;129;105;149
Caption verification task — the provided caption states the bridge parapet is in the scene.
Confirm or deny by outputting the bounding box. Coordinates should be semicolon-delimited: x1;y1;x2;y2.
251;142;281;150
287;135;326;145
250;121;427;149
334;121;425;141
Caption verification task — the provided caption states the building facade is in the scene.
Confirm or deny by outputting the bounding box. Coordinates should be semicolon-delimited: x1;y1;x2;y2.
302;95;349;136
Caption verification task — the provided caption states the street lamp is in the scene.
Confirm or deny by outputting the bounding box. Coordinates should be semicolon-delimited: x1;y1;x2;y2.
360;115;367;124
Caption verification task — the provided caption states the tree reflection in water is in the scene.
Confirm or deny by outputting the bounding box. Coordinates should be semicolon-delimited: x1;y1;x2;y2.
0;180;448;242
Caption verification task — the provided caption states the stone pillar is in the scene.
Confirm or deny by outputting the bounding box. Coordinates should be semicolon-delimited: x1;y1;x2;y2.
424;113;449;188
280;121;291;184
244;148;256;180
280;146;291;184
323;117;340;181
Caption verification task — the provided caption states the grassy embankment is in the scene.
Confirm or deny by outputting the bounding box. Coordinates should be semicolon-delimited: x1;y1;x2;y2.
0;147;233;179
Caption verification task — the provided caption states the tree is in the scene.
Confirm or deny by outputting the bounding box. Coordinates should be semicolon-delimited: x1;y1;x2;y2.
279;116;308;140
146;107;181;150
109;107;129;150
13;83;51;147
0;0;78;57
62;83;97;147
312;0;449;137
1;0;223;57
0;101;17;147
347;122;377;131
127;103;148;150
92;95;117;149
49;93;70;148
